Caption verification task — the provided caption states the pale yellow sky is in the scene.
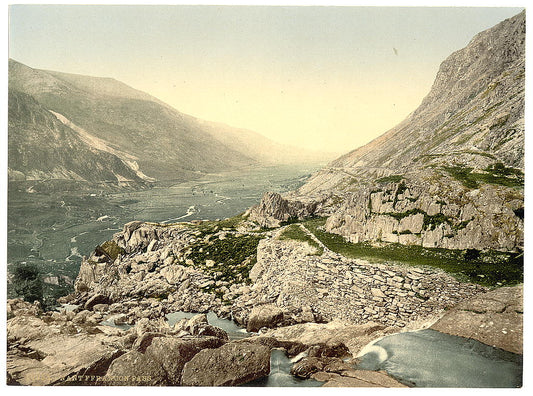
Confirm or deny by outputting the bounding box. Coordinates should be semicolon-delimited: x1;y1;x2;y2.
9;5;523;153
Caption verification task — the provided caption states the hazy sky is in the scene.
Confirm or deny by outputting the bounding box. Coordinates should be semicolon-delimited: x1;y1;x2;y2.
8;5;523;153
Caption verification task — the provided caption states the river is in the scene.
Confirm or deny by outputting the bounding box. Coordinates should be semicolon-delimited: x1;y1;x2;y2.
7;163;321;298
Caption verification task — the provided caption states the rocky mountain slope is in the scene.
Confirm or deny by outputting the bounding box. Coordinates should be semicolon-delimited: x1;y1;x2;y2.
251;11;525;253
9;60;332;186
8;89;147;186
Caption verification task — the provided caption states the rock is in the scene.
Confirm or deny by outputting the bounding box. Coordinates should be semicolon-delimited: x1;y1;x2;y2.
7;314;125;385
144;336;225;384
84;294;110;311
246;304;284;332
104;350;168;385
92;303;109;312
430;285;523;354
181;342;270;386
265;321;395;357
186;314;208;332
319;369;408;387
290;357;326;378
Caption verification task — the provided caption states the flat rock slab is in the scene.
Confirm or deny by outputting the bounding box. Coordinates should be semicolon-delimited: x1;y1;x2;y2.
431;285;523;354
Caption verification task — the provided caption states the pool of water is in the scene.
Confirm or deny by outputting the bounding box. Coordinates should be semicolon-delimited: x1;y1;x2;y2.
166;311;250;340
357;329;522;388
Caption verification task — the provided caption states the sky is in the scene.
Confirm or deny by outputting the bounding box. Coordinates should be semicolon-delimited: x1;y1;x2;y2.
8;3;524;153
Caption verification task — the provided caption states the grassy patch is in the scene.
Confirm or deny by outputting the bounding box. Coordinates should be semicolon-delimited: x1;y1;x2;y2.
303;217;522;287
182;234;264;285
443;163;524;189
278;224;323;255
191;213;248;236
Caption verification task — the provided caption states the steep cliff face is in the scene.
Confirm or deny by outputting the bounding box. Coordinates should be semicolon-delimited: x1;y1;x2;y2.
251;11;525;253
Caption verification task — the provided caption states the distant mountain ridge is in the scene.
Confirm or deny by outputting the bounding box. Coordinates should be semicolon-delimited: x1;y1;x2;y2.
8;60;333;187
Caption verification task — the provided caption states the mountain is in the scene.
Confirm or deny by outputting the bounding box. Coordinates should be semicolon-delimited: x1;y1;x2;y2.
200;120;337;165
250;11;525;253
8;60;332;186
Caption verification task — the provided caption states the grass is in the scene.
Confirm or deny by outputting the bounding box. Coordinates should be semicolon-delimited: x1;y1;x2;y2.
303;217;523;287
278;224;324;255
182;234;264;285
190;213;248;236
443;163;524;189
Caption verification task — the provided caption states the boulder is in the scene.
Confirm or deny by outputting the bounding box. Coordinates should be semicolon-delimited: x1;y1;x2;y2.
144;336;225;384
246;304;284;332
84;294;110;311
104;350;168;385
181;342;270;386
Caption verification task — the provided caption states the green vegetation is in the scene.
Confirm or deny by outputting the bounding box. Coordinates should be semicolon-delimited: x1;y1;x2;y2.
280;216;300;226
99;240;125;261
443;163;524;188
190;213;248;236
303;217;523;287
382;208;425;221
11;263;43;305
278;224;323;255
183;234;264;285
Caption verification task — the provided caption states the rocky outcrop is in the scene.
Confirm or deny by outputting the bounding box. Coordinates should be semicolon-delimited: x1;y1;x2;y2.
248;192;319;228
315;370;408;388
181;341;271;386
431;284;523;354
7;299;126;385
324;175;523;251
105;336;226;385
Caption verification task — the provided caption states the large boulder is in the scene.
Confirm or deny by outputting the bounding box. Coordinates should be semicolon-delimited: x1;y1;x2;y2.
246;304;284;332
431;284;523;354
181;342;271;386
84;294;110;311
104;350;168;385
144;336;225;384
7;313;124;385
104;335;225;385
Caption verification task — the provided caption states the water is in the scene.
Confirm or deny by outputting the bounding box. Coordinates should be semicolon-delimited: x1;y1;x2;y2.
357;329;522;388
7;164;320;298
166;311;322;387
245;349;323;387
166;311;250;340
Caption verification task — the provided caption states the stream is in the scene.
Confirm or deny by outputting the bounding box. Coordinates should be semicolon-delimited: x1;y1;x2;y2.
357;328;522;388
96;309;522;387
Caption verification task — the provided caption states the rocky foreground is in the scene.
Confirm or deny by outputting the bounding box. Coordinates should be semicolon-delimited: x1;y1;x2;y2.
7;216;523;386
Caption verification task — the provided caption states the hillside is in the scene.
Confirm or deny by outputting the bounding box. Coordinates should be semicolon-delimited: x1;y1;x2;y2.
9;60;332;186
250;11;525;253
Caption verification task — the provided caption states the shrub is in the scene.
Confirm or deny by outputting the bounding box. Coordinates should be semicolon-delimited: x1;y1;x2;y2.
11;263;43;305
